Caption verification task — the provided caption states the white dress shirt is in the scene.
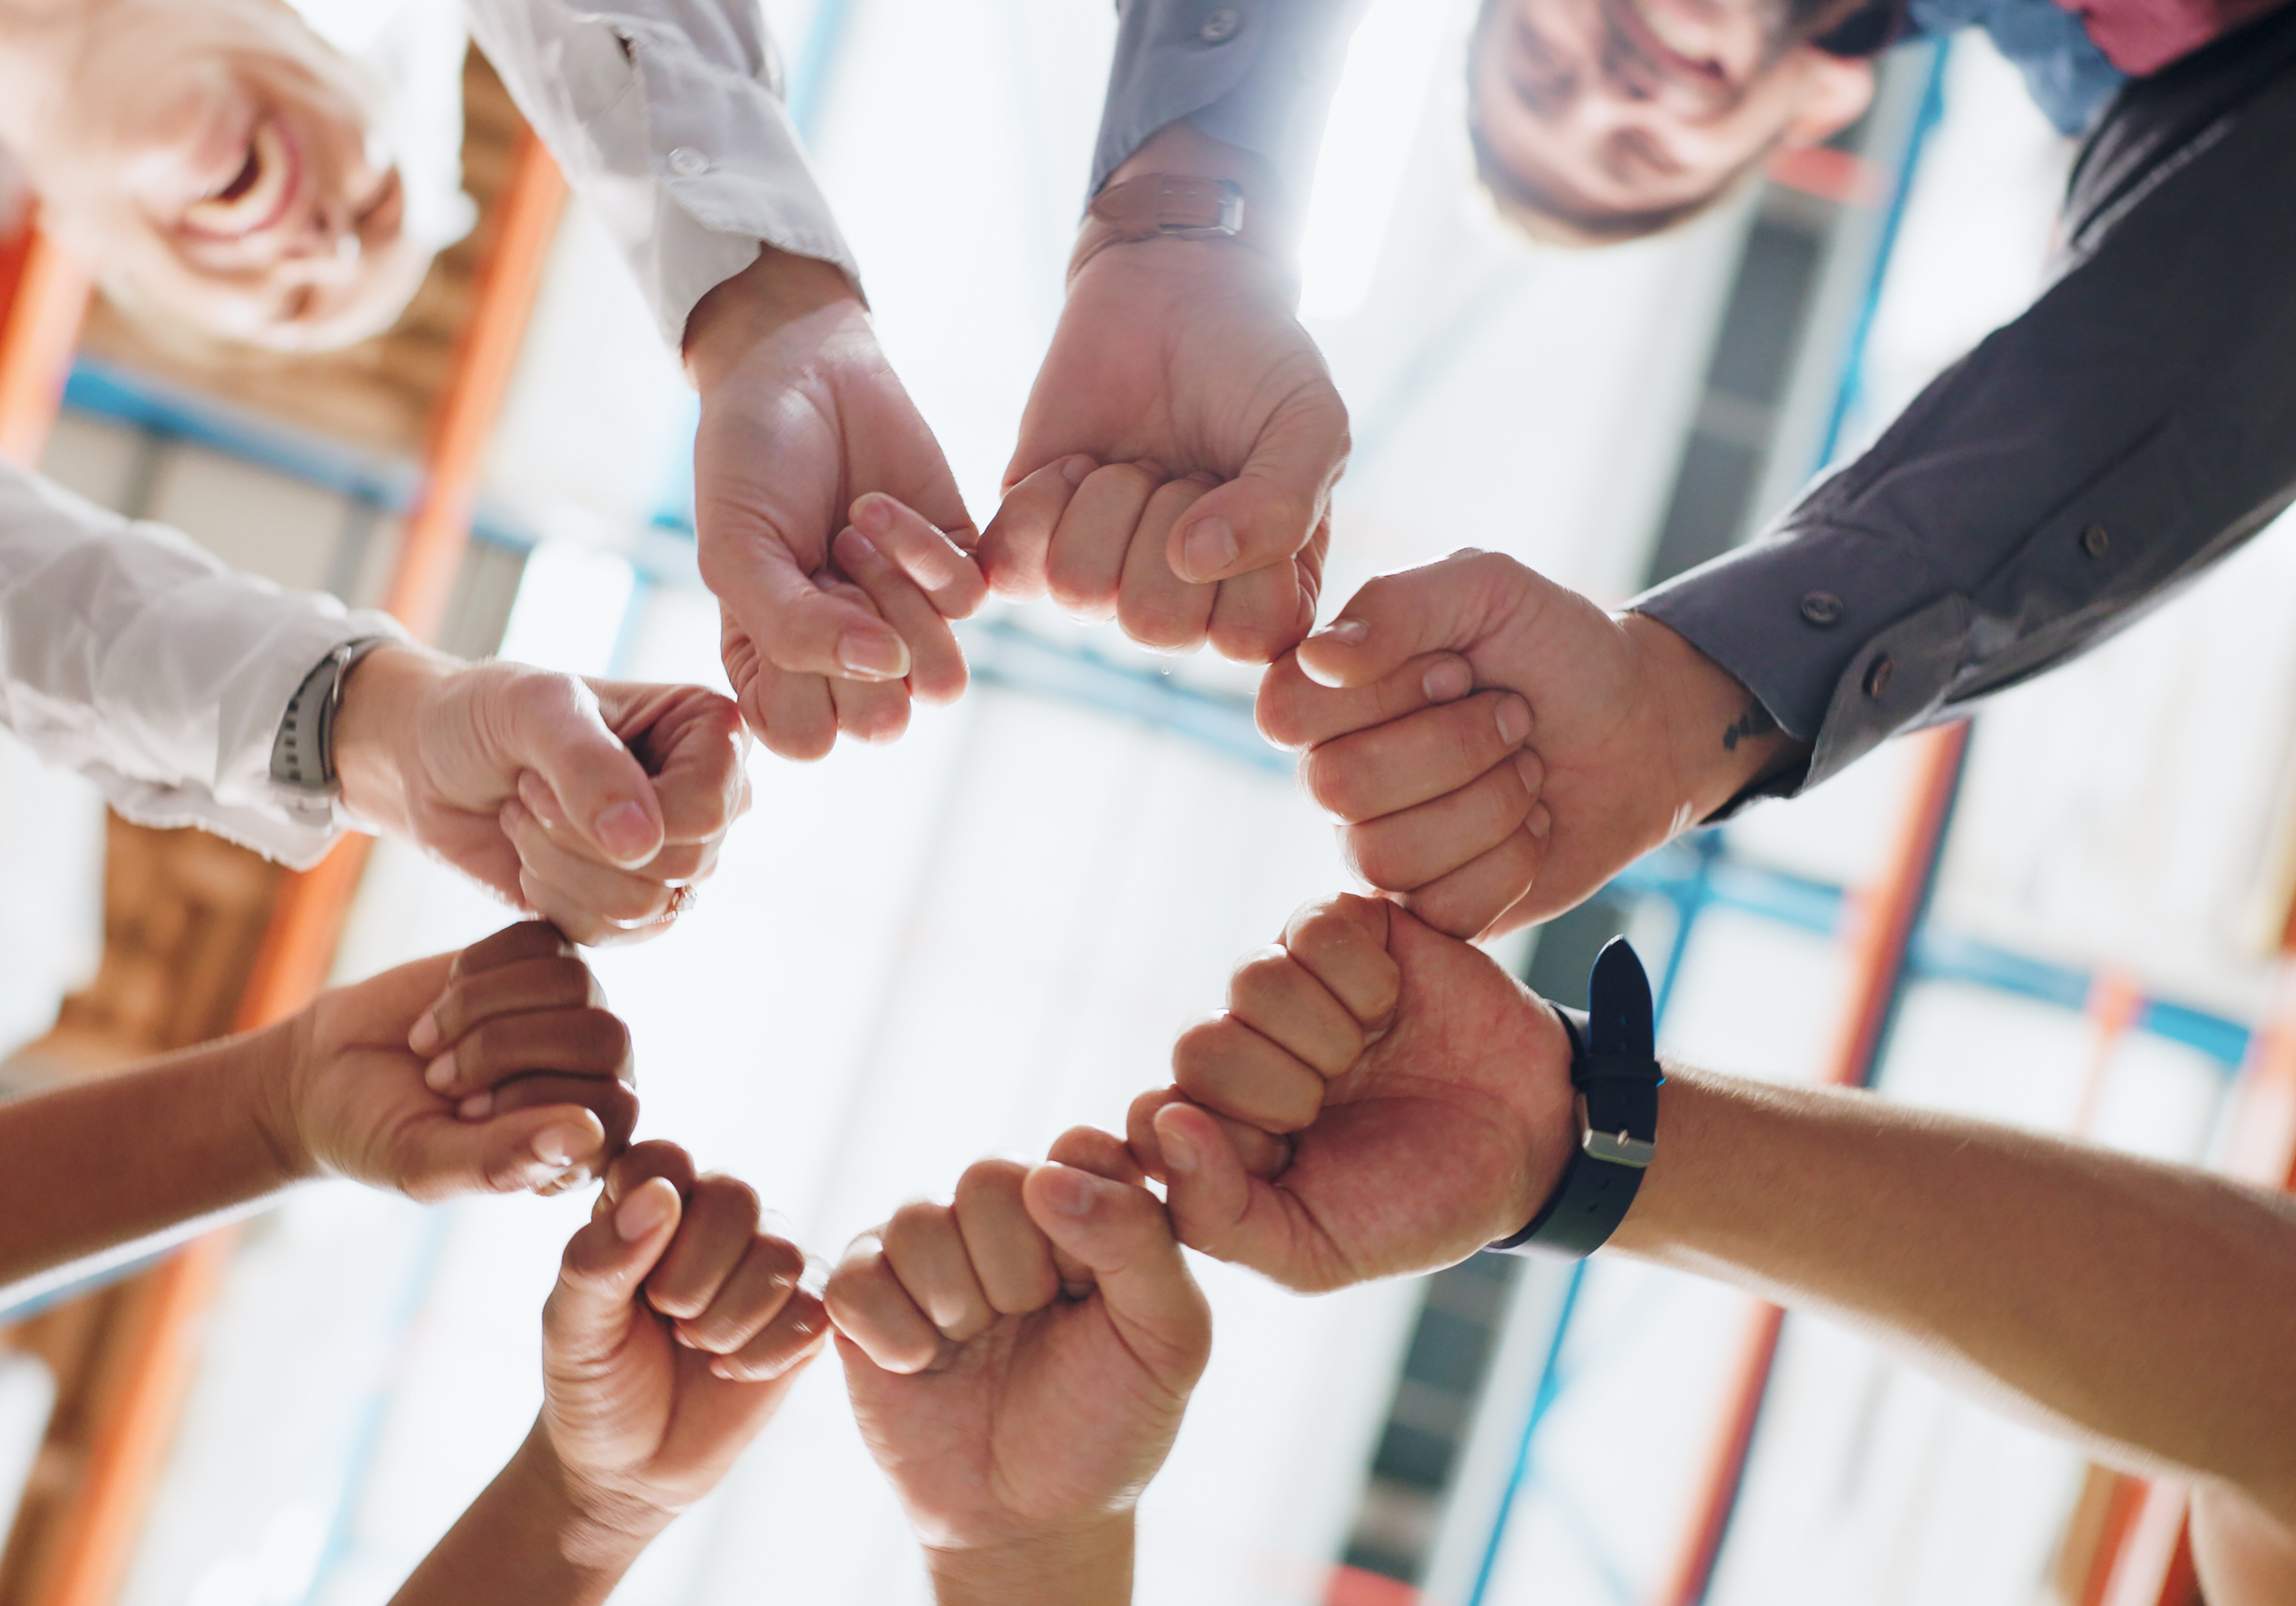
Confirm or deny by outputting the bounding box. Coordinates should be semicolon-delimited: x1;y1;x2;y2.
0;465;407;867
464;0;860;345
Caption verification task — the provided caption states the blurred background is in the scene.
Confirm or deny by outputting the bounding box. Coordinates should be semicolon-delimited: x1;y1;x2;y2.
0;1;2285;1604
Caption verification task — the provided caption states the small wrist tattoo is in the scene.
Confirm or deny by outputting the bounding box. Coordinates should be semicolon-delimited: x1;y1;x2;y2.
1721;701;1778;753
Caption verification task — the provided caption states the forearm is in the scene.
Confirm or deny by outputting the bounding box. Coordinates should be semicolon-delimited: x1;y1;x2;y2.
0;1024;308;1303
926;1517;1135;1606
389;1423;658;1606
1612;1073;2296;1522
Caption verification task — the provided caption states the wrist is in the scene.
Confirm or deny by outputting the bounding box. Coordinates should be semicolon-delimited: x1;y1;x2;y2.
332;643;457;831
1077;121;1297;283
1496;996;1610;1244
1621;613;1808;828
1606;1071;1731;1262
683;246;863;393
925;1516;1135;1606
504;1422;671;1576
246;1015;320;1188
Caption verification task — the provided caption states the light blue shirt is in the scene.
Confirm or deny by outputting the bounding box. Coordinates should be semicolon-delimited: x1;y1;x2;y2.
1908;0;2128;134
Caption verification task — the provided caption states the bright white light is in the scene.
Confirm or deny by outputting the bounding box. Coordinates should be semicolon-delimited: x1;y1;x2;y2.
495;539;638;678
1298;0;1455;321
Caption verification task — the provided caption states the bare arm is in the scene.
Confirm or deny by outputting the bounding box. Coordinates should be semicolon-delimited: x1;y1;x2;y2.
1614;1072;2296;1603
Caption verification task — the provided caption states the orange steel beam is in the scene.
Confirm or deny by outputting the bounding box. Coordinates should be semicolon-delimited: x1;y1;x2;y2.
384;126;566;640
0;223;90;468
1656;721;1971;1606
27;131;567;1606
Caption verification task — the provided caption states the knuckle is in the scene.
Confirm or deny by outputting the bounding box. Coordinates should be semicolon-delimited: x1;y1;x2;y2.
696;1174;763;1230
1339;826;1416;892
1298;749;1369;821
954;1157;1027;1205
883;1199;943;1248
752;1235;807;1288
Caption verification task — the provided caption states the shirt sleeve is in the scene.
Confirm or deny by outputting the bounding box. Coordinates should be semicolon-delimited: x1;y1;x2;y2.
1632;19;2296;803
1091;0;1367;203
0;465;410;869
461;0;856;348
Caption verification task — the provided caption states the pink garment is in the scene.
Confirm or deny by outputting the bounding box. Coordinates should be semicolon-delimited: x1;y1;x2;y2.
2054;0;2286;73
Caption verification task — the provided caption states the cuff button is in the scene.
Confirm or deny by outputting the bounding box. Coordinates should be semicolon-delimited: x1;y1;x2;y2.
667;146;711;177
1862;656;1894;699
1198;8;1241;41
2081;522;2111;558
1799;590;1844;627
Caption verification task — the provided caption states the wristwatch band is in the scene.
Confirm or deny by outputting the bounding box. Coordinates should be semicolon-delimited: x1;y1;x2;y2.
269;636;392;795
1488;938;1664;1259
1074;174;1252;278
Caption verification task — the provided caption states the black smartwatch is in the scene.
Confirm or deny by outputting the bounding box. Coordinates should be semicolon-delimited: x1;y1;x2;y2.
1487;937;1663;1259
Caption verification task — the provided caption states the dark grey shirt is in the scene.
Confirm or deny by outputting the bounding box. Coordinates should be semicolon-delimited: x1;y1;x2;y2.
1103;0;2296;805
1635;8;2296;796
1091;0;1365;199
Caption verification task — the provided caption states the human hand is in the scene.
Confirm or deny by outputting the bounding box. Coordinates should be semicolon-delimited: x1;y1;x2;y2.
984;123;1347;664
826;1130;1209;1601
273;921;637;1201
686;247;987;759
1131;894;1575;1292
388;1142;826;1605
1257;551;1804;938
333;646;751;946
538;1142;826;1533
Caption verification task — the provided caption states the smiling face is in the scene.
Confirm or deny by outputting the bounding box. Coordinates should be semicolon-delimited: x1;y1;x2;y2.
24;0;430;352
1468;0;1876;241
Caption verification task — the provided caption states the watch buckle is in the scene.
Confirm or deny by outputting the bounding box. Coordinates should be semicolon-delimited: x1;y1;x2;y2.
1576;1092;1655;1168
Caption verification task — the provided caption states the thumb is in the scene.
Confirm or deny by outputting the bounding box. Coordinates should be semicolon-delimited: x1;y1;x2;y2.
1294;550;1520;690
546;1175;683;1364
1167;397;1348;586
1022;1164;1210;1393
1152;1101;1337;1293
494;672;666;869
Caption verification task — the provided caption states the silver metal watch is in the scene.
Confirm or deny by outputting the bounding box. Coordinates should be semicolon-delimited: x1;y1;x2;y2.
269;636;393;795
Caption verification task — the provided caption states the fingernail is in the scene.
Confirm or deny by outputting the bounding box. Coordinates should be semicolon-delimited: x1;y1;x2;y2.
1496;697;1532;747
837;528;880;565
674;1326;698;1349
853;494;893;536
532;1122;589;1169
457;1091;493;1121
1310;617;1368;647
1061;455;1094;485
614;1177;676;1242
1180;518;1238;583
423;1051;456;1092
1528;803;1552;839
1039;1165;1096;1217
1161;1124;1198;1176
837;629;908;680
1422;659;1471;703
594;799;656;863
1517;749;1545;791
406;1010;440;1056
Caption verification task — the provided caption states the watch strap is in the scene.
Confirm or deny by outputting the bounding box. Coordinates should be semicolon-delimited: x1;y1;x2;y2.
1086;174;1245;241
270;636;392;795
1488;939;1663;1259
1074;174;1260;281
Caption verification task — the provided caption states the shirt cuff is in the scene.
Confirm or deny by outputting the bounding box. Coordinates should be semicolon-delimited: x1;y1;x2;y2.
1091;0;1363;206
1630;520;1962;799
617;18;862;343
